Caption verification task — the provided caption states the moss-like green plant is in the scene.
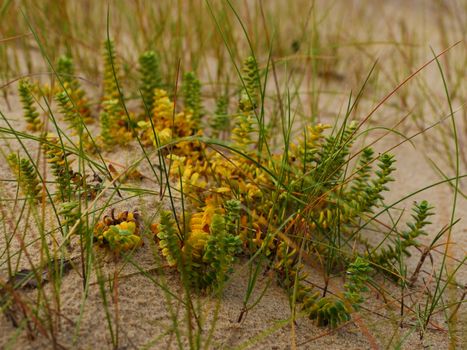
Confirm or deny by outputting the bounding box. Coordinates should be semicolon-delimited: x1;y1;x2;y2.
210;94;229;138
202;214;242;290
57;55;76;89
5;46;444;333
99;101;114;147
231;112;256;151
99;100;116;146
372;200;433;273
55;90;82;134
224;199;241;236
7;153;42;202
138;50;162;113
273;241;351;328
298;289;350;328
347;147;374;213
232;56;261;151
363;153;396;211
331;149;396;223
344;257;372;310
99;99;132;148
100;40;129;145
314;121;358;188
156;208;241;291
18;79;41;132
182;71;202;129
274;241;306;290
43;133;78;201
102;39;121;102
156;211;182;267
239;56;260;113
56;55;93;124
401;200;433;255
150;56;435;325
58;201;81;234
288;124;330;168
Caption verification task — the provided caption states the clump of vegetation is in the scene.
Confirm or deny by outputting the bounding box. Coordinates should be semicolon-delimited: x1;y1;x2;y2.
370;200;434;276
210;94;229;138
1;3;463;348
18;79;42;132
232;56;260;150
94;209;143;254
154;199;242;291
344;257;372;310
5;45;442;333
138;50;162;113
42;133;79;201
182;71;203;129
99;40;132;148
7;153;42;202
58;201;82;236
56;55;93;124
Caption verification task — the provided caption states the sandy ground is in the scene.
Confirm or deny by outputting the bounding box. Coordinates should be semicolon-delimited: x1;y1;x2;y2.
1;1;466;349
0;128;464;350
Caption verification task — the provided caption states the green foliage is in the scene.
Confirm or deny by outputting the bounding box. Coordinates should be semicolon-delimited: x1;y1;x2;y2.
102;39;121;101
210;94;229;138
298;288;351;328
336;150;396;222
98;41;135;147
100;39;127;145
273;241;352;329
56;55;93;124
58;201;81;233
364;153;396;210
143;53;434;326
182;71;202;128
232;56;260;150
43;133;79;201
202;214;242;290
372;200;434;272
156;210;241;291
5;47;442;334
99;99;117;147
314;121;358;187
55;90;82;133
56;55;76;89
272;241;350;328
157;211;182;267
290;124;329;168
7;153;42;202
239;56;260;113
224;199;241;236
274;241;306;290
344;257;372;310
232;113;256;151
18;79;41;132
401;200;433;255
138;50;162;113
347;147;375;214
99;99;132;148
